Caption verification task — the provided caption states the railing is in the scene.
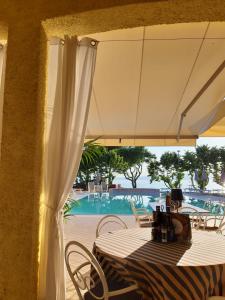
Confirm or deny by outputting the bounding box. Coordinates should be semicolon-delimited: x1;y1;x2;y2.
109;188;160;197
183;188;225;196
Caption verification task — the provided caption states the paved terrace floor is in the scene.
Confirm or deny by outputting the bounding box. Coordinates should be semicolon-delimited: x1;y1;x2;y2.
64;215;137;300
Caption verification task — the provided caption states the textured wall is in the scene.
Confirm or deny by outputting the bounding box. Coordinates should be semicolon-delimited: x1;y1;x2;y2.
0;1;224;300
0;22;7;41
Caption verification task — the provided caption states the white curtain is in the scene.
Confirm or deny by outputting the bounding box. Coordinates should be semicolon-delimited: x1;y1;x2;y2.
38;36;98;300
0;44;6;153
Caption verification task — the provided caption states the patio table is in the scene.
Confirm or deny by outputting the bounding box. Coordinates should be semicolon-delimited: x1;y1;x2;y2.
93;228;225;300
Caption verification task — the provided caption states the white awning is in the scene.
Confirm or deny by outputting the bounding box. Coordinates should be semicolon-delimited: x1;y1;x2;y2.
84;22;225;146
190;100;225;135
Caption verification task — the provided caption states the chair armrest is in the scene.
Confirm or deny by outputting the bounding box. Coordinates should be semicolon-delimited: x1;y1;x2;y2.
135;208;150;214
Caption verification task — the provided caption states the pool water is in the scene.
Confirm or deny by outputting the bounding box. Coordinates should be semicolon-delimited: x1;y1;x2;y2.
69;193;224;215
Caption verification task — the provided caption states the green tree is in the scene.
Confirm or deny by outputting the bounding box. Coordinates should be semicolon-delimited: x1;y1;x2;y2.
94;148;126;185
147;154;160;184
117;147;150;188
183;151;198;189
155;152;185;189
183;145;211;191
194;145;211;191
210;147;225;187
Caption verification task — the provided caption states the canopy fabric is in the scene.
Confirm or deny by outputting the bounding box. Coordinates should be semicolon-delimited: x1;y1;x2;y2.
191;100;225;136
84;22;225;146
0;43;6;152
202;116;225;137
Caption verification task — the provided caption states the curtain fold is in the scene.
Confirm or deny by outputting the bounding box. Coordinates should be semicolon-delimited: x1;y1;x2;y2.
38;36;98;300
0;44;6;154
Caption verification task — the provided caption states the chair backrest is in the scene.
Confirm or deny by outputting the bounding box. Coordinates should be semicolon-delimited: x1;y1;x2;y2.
94;184;103;193
96;215;128;238
217;221;225;235
101;182;108;192
178;206;199;214
178;206;200;227
130;201;136;215
88;182;95;193
65;241;109;300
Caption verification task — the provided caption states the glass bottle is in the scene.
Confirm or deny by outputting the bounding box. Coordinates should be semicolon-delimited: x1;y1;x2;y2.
161;225;167;243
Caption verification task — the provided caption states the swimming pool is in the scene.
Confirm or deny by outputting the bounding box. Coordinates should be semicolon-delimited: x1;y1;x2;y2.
68;193;225;215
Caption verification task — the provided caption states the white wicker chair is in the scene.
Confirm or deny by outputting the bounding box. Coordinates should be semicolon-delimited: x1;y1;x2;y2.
196;205;225;231
178;206;202;228
101;182;108;193
216;221;225;235
130;201;152;227
65;241;141;300
88;182;95;193
96;215;128;238
198;215;224;231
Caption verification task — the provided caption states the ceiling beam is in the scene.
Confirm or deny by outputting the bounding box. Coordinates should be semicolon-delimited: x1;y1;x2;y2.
86;135;198;140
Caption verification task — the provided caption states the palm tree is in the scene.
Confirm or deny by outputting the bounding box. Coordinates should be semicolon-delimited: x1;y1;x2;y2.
210;147;225;187
76;140;103;190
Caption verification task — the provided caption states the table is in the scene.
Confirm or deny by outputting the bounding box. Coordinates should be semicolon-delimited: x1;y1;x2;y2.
93;228;225;300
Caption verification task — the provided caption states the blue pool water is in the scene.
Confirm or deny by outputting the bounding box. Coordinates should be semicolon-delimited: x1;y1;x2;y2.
69;194;224;215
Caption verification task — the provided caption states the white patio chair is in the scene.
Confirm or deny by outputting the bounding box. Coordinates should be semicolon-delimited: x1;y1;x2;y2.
216;221;225;235
198;206;225;231
94;184;103;193
178;206;202;229
130;201;153;228
198;215;224;231
101;182;108;193
96;215;128;238
88;182;95;193
65;241;141;300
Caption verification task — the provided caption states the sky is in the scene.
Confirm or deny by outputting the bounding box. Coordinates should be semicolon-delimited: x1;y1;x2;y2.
147;137;225;159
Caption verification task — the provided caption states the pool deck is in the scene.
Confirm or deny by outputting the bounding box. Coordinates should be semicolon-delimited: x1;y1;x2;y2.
64;215;137;300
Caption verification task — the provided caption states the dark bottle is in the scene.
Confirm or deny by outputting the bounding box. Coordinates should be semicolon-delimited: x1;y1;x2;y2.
151;207;159;241
156;205;161;211
166;206;171;214
161;225;168;243
151;221;158;241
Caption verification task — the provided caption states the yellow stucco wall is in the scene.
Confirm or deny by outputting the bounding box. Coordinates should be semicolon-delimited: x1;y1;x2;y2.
0;1;225;299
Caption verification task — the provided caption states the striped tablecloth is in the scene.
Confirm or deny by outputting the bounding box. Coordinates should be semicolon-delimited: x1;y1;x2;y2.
93;228;225;300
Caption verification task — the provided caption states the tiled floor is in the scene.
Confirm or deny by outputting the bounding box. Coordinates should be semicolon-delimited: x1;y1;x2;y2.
64;215;137;300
